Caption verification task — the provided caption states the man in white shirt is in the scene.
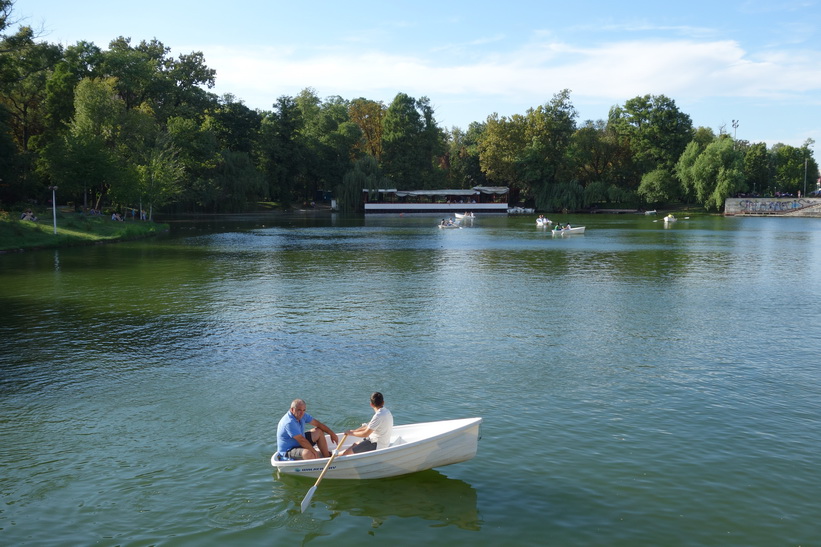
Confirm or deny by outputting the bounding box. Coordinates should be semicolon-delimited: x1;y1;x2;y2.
342;392;393;455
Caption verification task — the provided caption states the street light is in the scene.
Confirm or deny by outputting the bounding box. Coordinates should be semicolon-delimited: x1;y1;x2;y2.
804;158;808;197
732;120;739;140
48;186;58;235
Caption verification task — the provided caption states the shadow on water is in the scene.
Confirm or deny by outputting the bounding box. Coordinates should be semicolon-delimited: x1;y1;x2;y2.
274;469;481;531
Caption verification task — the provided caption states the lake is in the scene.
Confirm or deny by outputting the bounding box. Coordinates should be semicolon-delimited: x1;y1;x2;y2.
1;213;820;546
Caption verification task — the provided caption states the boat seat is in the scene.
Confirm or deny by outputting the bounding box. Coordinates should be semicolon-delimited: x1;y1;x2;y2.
389;436;405;447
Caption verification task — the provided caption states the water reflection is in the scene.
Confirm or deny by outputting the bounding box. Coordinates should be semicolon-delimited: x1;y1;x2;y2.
277;469;480;531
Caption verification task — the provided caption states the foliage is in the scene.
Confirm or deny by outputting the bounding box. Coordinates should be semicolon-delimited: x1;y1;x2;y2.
1;0;819;215
677;136;744;211
446;122;487;188
608;94;693;204
381;93;446;189
335;155;387;213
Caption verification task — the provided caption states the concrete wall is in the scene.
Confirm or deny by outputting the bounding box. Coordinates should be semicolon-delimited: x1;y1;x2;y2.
725;197;821;215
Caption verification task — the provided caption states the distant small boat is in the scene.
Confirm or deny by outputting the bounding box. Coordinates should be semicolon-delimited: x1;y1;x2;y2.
552;226;585;235
438;218;460;228
663;214;677;223
454;212;475;220
645;210;657;215
536;217;552;227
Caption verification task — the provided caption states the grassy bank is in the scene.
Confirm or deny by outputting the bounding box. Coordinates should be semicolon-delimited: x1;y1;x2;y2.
0;209;169;252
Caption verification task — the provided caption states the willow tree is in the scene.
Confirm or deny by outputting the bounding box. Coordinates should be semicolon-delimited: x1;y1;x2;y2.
336;155;387;212
137;131;183;220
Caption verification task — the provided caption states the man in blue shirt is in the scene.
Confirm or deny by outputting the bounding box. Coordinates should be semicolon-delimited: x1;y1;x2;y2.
277;398;339;460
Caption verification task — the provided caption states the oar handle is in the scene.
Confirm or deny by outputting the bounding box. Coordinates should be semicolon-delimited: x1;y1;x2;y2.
313;433;348;486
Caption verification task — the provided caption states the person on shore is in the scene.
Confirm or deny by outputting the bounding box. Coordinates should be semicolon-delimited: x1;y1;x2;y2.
111;212;123;221
342;392;393;455
276;398;338;460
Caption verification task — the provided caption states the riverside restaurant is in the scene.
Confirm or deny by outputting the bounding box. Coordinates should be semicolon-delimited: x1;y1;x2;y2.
362;186;510;214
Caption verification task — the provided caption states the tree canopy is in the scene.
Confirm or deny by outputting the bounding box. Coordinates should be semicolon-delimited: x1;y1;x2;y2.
0;0;818;215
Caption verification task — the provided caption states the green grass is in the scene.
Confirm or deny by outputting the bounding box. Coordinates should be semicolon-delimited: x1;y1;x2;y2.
0;210;169;252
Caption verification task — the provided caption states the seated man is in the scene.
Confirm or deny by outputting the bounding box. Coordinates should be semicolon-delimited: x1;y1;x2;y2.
342;392;393;455
276;398;338;460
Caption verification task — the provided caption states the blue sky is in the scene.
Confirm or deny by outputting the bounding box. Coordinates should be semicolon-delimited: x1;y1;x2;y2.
14;0;821;162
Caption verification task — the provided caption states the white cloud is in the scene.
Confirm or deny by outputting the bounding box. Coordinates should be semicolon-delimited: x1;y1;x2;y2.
203;37;821;112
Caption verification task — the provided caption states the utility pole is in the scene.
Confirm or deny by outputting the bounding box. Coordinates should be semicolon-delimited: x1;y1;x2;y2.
48;186;59;234
804;158;808;197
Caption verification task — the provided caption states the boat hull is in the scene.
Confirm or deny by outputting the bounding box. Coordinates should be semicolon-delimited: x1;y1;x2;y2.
271;417;482;480
552;226;585;235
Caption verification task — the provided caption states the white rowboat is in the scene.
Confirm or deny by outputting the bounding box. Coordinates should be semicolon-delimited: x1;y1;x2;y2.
552;226;586;235
272;417;482;480
454;212;475;220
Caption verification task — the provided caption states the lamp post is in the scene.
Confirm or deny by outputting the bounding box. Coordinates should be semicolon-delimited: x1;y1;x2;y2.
804;158;808;198
48;185;58;235
732;119;739;140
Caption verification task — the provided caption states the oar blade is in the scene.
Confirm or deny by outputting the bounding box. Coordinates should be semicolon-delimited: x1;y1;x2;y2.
301;486;317;513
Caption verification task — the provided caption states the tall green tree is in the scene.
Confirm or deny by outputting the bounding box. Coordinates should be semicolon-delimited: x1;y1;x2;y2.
381;93;445;189
38;77;130;208
258;95;306;202
478;112;527;187
446;122;487;188
137;131;183;219
609;94;693;203
743;142;769;195
204;94;261;154
771;141;817;196
295;89;360;200
677;136;745;210
165;115;219;211
521;89;578;210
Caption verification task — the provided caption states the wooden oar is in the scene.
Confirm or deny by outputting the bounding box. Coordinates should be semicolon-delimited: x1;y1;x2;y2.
300;433;348;513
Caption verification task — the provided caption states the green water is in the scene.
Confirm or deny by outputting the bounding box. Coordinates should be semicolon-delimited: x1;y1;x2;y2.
2;213;820;545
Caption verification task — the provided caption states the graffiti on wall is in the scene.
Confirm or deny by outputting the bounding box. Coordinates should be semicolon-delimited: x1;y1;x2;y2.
736;198;813;213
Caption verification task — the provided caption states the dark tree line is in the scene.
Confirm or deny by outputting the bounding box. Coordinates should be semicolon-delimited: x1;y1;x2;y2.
1;1;817;215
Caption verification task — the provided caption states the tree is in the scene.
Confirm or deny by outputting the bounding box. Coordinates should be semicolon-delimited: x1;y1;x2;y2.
336;155;388;212
165;115;218;211
381;93;445;189
743;142;769;195
137;131;183;219
295;89;360;200
258;95;306;202
37;77;130;208
521;89;578;209
446;122;487;188
209;150;264;212
608;94;693;203
478;112;527;187
204;94;261;154
679;136;744;210
770;142;816;196
348;98;385;160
